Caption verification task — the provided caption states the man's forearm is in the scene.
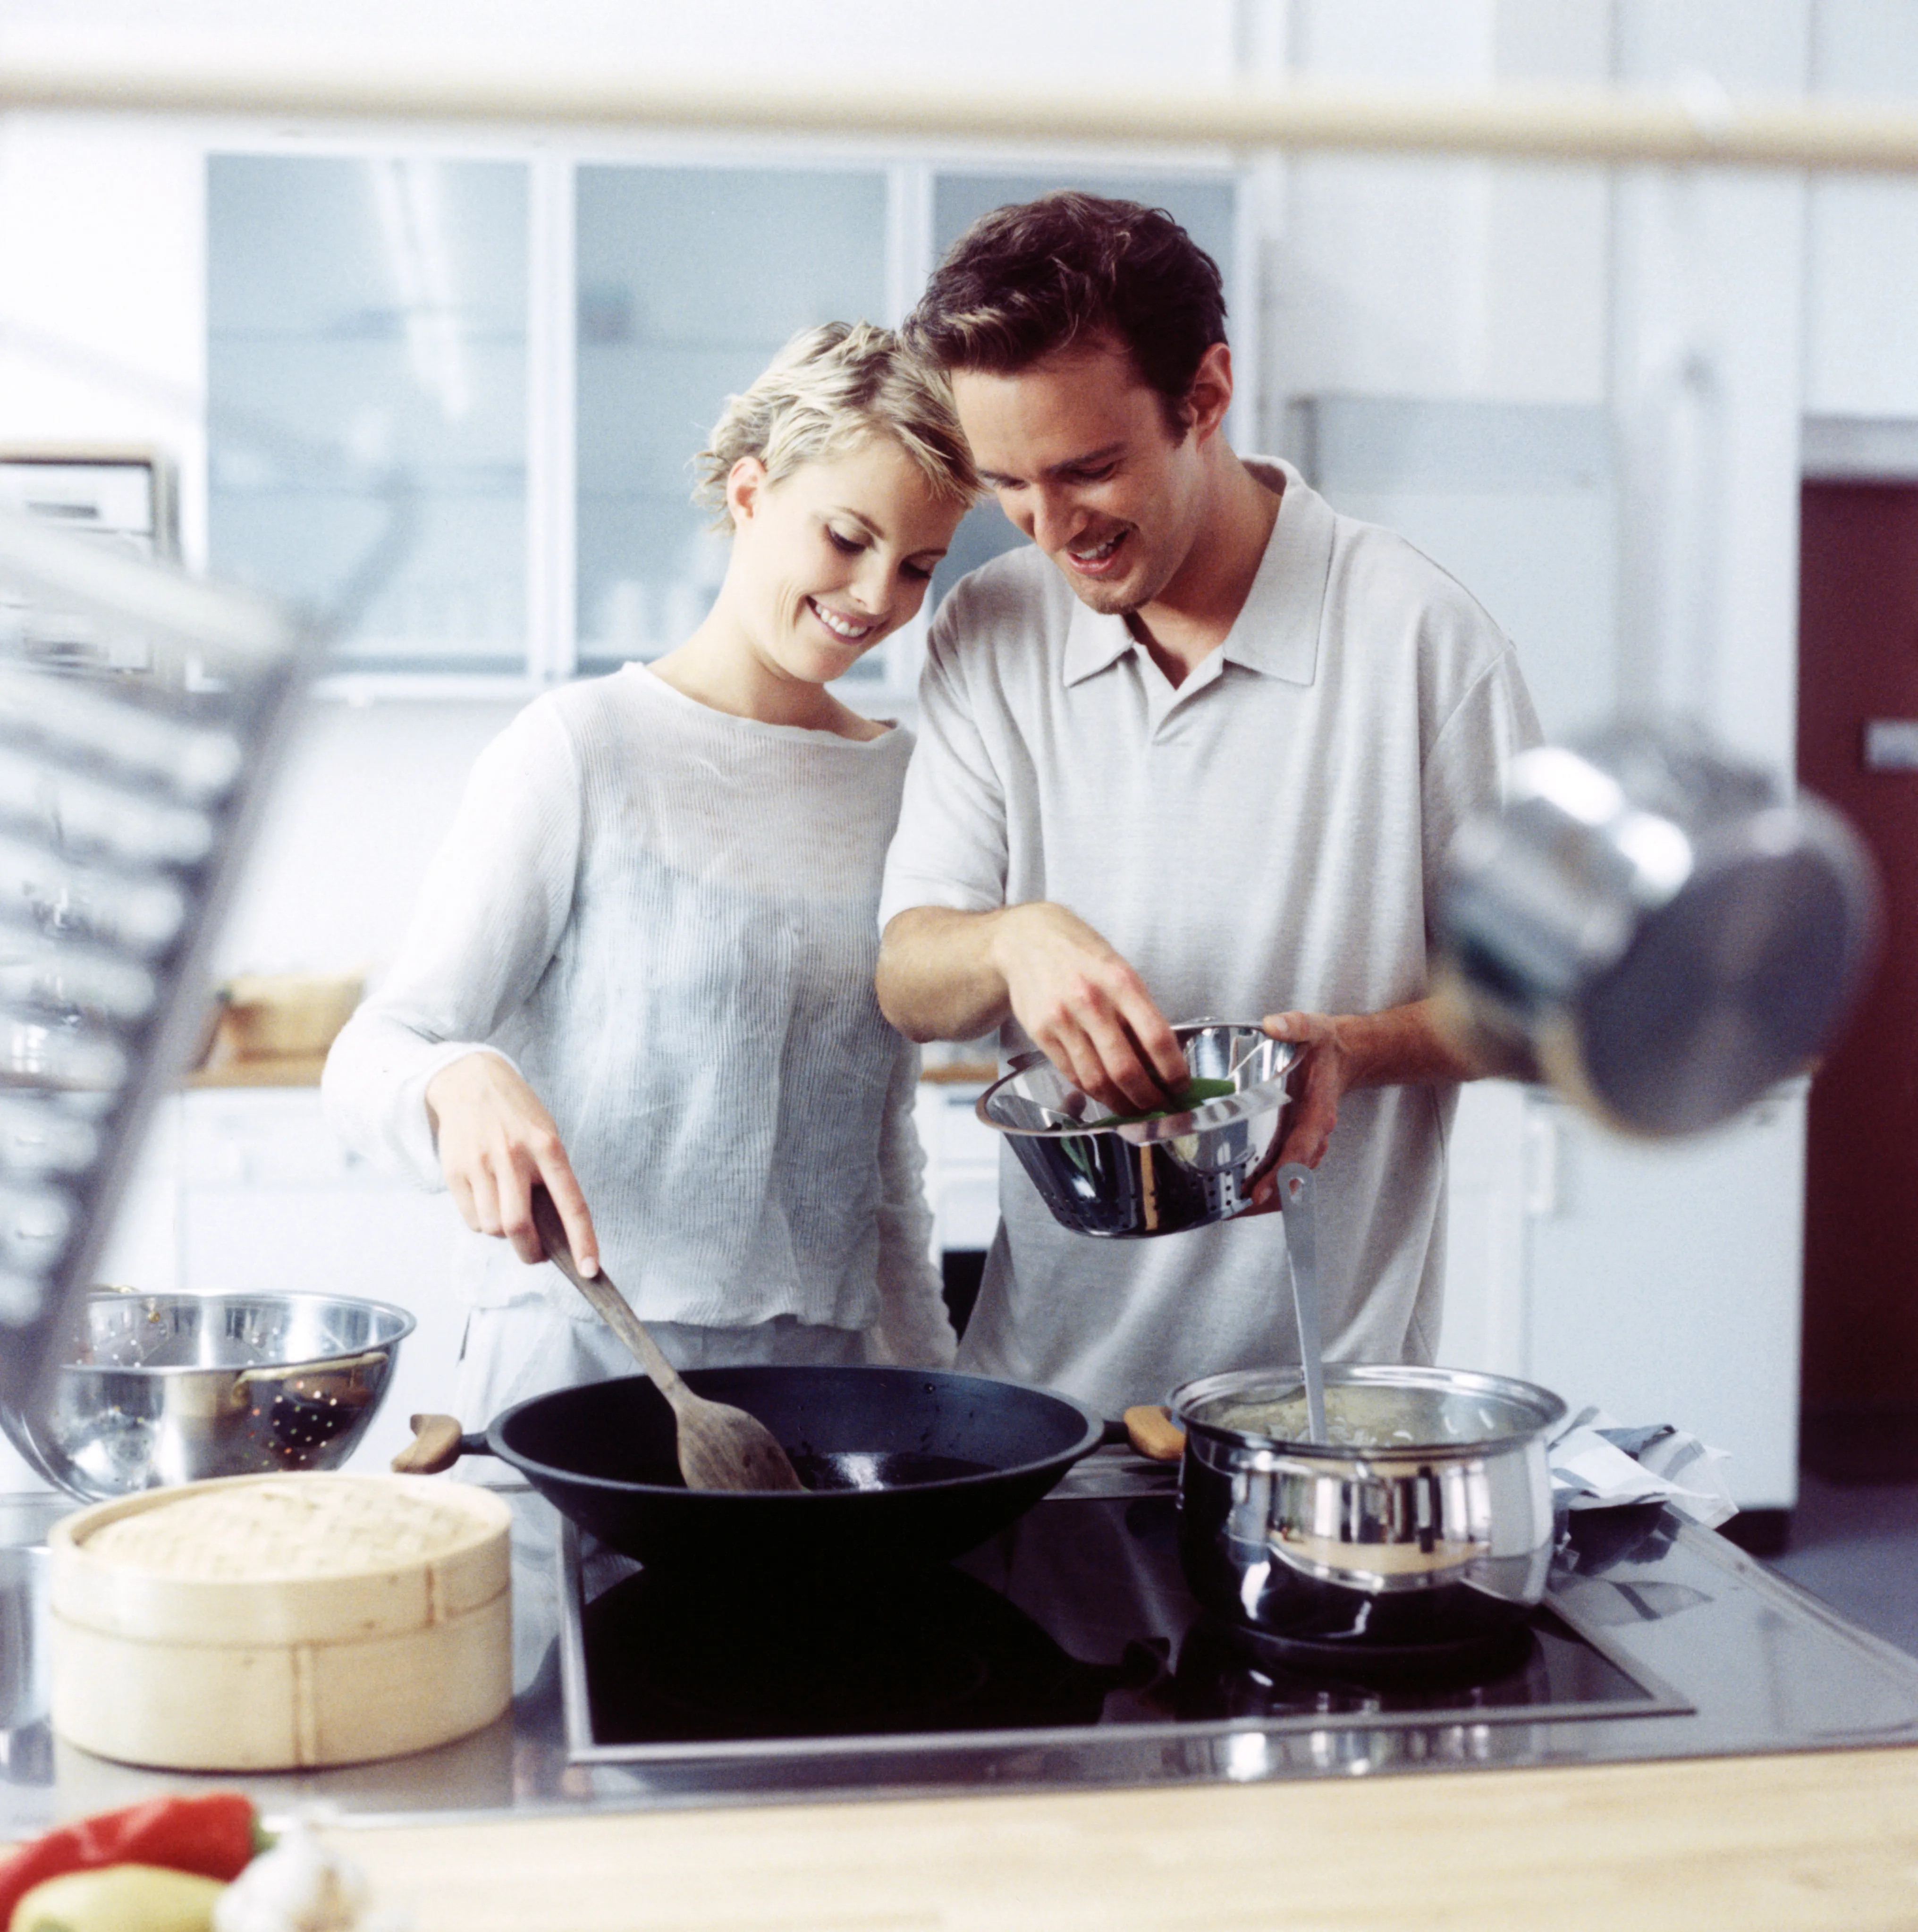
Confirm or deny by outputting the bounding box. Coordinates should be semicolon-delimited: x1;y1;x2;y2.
876;905;1014;1044
1334;997;1485;1088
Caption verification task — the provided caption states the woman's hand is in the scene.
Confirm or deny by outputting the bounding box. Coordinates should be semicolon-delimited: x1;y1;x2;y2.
424;1052;600;1275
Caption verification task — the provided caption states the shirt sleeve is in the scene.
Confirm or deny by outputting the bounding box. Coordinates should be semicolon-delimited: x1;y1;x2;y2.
321;700;584;1189
877;586;1012;930
867;1038;958;1368
1419;638;1543;923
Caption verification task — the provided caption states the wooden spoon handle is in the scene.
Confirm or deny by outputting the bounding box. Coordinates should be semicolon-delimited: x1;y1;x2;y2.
1124;1404;1187;1462
529;1186;690;1398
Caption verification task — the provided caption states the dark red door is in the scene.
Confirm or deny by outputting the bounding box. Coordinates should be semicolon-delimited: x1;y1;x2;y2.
1799;481;1918;1474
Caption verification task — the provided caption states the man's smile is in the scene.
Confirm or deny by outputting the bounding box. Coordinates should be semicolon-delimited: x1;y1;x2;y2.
1065;530;1128;575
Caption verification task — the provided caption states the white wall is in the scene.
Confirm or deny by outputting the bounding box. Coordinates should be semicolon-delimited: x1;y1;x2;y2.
4;8;1918;963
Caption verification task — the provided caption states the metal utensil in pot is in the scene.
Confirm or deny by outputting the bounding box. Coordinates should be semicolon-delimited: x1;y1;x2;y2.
976;1020;1299;1238
1170;1364;1566;1664
1435;719;1878;1137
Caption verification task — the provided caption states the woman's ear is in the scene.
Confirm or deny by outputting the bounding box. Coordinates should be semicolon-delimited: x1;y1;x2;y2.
727;456;768;530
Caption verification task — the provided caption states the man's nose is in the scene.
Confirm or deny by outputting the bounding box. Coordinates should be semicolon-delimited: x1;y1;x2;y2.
1029;486;1082;554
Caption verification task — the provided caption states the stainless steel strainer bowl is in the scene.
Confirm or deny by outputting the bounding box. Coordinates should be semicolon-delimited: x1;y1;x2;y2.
976;1020;1300;1238
1;1288;415;1500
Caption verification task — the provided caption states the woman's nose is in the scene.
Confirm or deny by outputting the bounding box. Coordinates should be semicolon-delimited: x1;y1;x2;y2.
848;555;891;616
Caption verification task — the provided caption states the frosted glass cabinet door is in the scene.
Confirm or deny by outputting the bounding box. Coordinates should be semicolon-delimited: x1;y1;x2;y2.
575;166;888;674
926;171;1240;604
208;155;530;671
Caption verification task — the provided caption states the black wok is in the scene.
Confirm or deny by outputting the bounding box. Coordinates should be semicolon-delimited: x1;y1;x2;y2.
401;1364;1107;1576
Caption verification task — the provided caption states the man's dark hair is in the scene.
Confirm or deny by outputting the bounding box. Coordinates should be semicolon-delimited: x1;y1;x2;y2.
905;191;1228;438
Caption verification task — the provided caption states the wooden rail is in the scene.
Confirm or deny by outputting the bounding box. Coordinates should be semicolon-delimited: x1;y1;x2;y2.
4;43;1918;173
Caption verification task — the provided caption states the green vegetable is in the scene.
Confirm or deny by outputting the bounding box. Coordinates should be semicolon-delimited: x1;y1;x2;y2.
1099;1077;1236;1125
9;1863;225;1932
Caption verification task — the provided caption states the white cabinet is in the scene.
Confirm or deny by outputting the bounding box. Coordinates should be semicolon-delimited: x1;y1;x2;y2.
1440;1079;1805;1513
170;1089;469;1472
0;1088;469;1493
912;1082;1001;1260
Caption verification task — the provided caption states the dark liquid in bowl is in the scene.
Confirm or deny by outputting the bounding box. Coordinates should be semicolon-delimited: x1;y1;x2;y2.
791;1451;996;1493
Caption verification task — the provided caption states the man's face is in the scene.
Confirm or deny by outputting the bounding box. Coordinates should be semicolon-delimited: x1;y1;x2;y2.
950;337;1211;618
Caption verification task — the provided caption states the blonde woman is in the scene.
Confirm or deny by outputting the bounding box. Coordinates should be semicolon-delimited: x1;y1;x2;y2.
323;322;976;1421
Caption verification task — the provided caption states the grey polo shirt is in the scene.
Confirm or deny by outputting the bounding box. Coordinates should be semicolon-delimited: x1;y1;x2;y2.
880;458;1541;1416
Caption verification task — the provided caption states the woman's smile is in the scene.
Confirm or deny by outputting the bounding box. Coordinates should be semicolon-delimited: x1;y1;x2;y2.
806;596;880;643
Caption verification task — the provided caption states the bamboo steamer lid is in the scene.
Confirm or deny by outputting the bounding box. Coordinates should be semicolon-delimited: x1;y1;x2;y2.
47;1472;512;1771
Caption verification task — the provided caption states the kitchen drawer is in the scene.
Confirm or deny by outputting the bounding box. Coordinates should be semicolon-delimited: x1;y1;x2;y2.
180;1088;385;1189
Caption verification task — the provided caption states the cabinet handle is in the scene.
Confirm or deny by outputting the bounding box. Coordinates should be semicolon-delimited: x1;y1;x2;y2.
1524;1110;1561;1218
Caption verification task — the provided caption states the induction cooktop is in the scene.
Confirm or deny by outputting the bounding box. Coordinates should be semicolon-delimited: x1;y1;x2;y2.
556;1463;1691;1770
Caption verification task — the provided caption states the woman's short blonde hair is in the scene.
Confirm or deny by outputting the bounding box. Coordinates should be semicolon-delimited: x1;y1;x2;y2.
693;321;978;529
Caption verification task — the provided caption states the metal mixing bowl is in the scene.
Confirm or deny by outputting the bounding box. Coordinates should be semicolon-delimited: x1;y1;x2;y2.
976;1020;1300;1238
0;1289;415;1500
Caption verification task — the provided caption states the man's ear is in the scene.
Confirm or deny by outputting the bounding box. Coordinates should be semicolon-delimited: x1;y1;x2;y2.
1184;342;1234;446
727;456;768;529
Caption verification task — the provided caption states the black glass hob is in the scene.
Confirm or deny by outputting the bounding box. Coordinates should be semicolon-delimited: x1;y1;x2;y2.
558;1474;1688;1766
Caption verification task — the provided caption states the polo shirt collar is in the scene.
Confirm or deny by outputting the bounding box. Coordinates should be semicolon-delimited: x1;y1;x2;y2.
1061;601;1134;687
1058;456;1331;691
1222;458;1330;687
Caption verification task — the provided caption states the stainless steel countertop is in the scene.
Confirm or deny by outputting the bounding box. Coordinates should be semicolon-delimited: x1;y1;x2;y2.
5;1455;1918;1836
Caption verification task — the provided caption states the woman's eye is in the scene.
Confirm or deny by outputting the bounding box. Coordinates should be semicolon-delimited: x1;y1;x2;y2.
902;561;934;582
826;527;864;556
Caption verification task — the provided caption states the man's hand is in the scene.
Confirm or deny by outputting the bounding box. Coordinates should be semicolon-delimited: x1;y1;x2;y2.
991;904;1188;1113
425;1051;600;1274
1248;998;1481;1207
1256;1011;1352;1177
877;901;1186;1112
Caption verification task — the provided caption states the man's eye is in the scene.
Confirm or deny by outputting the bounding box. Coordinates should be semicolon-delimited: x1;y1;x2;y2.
1069;464;1117;484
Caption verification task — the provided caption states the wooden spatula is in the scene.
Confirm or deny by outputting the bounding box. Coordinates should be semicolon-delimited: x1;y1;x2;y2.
530;1188;804;1493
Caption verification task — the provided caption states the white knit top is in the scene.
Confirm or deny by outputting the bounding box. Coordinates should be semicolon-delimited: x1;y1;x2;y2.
322;663;952;1363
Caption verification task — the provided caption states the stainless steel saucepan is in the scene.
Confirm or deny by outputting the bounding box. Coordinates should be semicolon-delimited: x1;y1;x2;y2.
1170;1363;1567;1666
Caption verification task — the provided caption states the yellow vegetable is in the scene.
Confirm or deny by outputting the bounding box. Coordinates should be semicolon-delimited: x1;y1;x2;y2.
9;1863;225;1932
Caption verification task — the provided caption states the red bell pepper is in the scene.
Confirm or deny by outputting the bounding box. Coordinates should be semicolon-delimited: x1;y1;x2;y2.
0;1793;264;1925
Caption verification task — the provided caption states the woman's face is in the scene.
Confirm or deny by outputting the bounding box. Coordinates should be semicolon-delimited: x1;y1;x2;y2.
725;437;964;685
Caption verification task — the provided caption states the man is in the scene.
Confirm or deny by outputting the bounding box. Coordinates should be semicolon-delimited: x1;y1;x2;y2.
877;192;1539;1416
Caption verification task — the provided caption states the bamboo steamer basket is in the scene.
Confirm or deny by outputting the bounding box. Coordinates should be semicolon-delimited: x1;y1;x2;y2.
47;1472;511;1770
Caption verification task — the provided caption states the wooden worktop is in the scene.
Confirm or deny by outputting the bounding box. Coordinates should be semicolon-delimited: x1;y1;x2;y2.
326;1745;1918;1932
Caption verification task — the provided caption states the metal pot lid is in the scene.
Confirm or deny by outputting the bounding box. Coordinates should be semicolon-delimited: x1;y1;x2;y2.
1436;722;1880;1138
1172;1364;1567;1455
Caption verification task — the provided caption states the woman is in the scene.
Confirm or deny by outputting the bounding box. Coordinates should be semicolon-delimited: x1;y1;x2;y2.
323;321;976;1423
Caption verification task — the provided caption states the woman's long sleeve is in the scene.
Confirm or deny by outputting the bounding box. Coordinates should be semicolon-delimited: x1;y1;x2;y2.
321;706;583;1190
870;1041;957;1368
